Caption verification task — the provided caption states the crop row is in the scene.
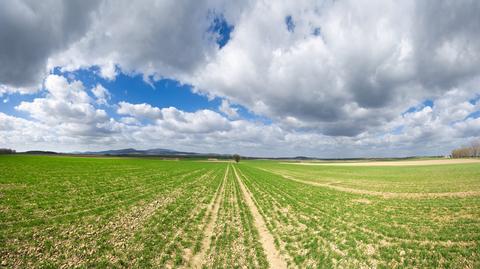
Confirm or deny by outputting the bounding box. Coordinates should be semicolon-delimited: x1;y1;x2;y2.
201;164;268;268
251;161;480;193
236;164;479;268
0;156;226;268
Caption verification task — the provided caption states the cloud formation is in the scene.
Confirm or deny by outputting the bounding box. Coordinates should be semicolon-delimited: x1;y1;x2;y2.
219;99;239;119
91;84;111;105
15;75;113;138
191;0;480;136
50;0;249;82
0;1;479;156
0;0;98;92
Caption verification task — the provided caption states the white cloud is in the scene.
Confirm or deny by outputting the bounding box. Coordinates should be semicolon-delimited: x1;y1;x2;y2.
118;101;231;133
219;99;239;118
117;101;162;120
120;117;140;125
91;84;111;105
159;107;231;133
0;1;479;156
0;0;99;90
1;100;479;157
15;75;112;137
189;0;480;137
48;0;249;82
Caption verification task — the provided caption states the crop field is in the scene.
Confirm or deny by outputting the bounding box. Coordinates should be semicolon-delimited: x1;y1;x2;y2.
1;155;479;268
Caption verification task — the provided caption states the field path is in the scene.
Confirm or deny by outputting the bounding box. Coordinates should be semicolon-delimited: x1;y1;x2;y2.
188;165;229;268
283;158;480;166
263;168;480;199
233;166;288;269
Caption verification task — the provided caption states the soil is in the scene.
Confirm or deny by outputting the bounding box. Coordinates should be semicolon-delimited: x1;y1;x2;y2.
188;166;229;268
233;166;288;269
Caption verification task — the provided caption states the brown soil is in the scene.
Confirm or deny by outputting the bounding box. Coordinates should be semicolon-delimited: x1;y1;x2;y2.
188;166;229;268
352;198;372;204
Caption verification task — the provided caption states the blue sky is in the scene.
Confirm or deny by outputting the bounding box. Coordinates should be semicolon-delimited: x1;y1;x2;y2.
2;69;220;118
208;12;234;49
58;67;221;113
1;65;274;135
0;1;479;157
62;67;271;124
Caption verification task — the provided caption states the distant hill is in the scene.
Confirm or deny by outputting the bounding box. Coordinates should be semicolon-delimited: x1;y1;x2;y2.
14;148;443;160
22;150;59;155
80;148;200;156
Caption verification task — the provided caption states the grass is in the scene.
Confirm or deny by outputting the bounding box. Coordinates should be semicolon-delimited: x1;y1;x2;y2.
1;155;479;268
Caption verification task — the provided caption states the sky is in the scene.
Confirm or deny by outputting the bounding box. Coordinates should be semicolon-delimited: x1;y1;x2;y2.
0;0;479;158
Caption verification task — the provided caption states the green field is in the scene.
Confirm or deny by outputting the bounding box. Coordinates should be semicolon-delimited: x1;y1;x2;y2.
1;155;479;268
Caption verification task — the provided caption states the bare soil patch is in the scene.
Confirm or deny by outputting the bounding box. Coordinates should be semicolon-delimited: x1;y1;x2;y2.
352;198;372;204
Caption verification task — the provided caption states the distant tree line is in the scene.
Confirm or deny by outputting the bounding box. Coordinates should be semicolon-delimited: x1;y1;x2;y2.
451;140;480;158
0;148;16;154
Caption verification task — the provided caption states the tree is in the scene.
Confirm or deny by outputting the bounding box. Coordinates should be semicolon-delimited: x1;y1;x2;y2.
233;154;240;163
451;139;480;158
0;148;16;154
471;140;480;157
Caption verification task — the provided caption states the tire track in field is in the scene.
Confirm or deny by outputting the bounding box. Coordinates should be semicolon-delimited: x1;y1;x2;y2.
153;169;222;267
1;169;207;230
187;165;229;268
260;168;480;199
233;166;288;269
249;168;477;248
106;170;214;255
1;169;209;268
70;169;211;268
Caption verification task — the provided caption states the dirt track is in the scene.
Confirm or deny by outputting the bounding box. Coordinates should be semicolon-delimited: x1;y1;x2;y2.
284;159;480;166
233;166;288;269
278;173;480;199
189;166;228;268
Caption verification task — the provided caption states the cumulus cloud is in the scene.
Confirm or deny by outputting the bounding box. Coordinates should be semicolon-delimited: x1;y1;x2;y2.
120;117;140;126
1;89;479;157
15;75;112;137
91;84;111;105
0;0;99;91
219;99;239;119
0;1;479;156
49;0;249;82
159;107;231;133
117;101;162;120
118;101;231;133
190;0;480;136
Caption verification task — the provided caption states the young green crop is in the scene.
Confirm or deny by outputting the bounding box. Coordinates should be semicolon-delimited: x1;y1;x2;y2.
0;155;226;267
202;165;268;268
1;155;479;268
247;160;480;193
235;162;480;268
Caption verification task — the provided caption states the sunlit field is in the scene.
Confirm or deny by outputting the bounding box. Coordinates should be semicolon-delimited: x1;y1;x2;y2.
1;155;479;268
